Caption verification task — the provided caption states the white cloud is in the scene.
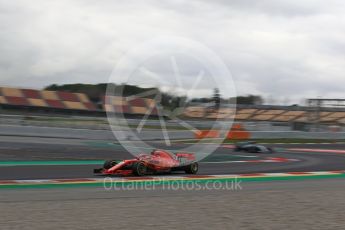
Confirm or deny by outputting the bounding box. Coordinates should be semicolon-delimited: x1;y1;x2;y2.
0;0;344;103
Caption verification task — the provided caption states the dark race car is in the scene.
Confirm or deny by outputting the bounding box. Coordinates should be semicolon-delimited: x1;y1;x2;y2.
234;141;274;153
94;149;199;176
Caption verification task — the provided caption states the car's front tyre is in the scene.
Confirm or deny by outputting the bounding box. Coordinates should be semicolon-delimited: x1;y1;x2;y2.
184;162;199;174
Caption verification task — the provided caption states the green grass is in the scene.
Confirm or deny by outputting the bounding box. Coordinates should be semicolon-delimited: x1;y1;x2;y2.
0;160;104;166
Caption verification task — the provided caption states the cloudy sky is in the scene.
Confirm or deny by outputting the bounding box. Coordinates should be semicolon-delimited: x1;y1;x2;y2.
1;0;345;104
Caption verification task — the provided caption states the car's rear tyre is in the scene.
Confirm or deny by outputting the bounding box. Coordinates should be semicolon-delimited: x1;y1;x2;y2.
184;162;199;174
103;160;118;169
132;161;147;176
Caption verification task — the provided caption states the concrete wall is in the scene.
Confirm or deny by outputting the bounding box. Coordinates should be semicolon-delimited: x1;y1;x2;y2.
249;131;345;139
0;125;194;141
1;124;345;141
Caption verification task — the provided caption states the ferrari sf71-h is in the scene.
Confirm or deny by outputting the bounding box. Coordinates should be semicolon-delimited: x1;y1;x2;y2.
94;149;199;176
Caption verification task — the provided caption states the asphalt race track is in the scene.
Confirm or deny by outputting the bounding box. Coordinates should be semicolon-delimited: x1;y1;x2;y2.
1;135;345;229
0;135;345;180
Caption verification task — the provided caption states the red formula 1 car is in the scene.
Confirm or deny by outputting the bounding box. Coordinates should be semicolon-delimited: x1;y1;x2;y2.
94;149;199;176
